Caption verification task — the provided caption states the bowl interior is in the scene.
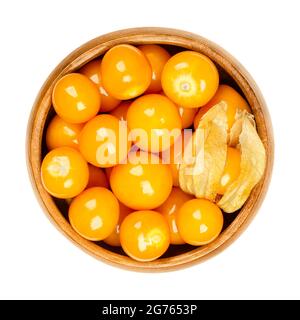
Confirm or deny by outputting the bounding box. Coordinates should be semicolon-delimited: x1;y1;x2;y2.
27;28;273;271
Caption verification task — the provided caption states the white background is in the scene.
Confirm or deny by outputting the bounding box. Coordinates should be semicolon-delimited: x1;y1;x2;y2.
0;0;299;300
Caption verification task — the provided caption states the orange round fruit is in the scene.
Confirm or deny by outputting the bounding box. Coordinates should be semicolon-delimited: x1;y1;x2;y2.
79;114;131;168
120;210;170;261
46;115;84;150
161;51;219;108
104;202;133;247
217;147;241;195
157;187;193;245
110;151;173;210
138;44;171;93
160;91;198;128
41;147;89;198
194;84;251;129
110;101;131;121
127;94;182;152
178;105;198;128
69;187;119;241
52;73;101;123
101;44;151;100
164;142;183;187
177;199;223;246
87;164;109;189
161;133;192;187
80;59;120;112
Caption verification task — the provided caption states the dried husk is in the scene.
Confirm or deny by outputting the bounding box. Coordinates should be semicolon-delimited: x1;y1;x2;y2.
179;102;228;200
218;113;266;213
179;102;266;213
229;109;256;147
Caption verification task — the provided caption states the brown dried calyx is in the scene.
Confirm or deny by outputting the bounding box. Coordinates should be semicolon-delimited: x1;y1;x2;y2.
179;102;228;201
218;110;266;213
179;103;266;213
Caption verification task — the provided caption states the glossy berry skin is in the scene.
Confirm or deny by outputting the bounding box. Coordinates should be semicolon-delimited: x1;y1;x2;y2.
120;210;170;261
101;44;152;100
178;105;198;128
79;114;131;168
46;115;84;150
161;133;191;187
157;187;194;245
104;202;133;247
194;84;251;129
69;187;119;241
177;199;223;246
160;92;198;128
138;44;171;93
110;151;173;210
162;51;219;108
87;164;109;189
217;147;241;195
80;59;120;112
41;147;89;199
52;73;101;123
127;94;182;152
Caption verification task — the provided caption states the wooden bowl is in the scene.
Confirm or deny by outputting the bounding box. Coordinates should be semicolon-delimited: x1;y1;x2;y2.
26;27;274;272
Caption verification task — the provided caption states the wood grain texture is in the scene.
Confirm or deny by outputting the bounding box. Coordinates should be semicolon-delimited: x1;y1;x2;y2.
26;27;274;272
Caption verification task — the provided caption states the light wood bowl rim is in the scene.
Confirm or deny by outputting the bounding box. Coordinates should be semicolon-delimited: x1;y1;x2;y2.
26;27;274;272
